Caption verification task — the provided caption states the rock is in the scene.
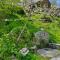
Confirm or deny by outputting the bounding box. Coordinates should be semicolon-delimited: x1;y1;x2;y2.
34;30;49;48
55;8;60;17
37;48;60;58
19;0;51;15
51;56;60;60
35;31;49;41
19;48;29;56
48;43;60;49
57;13;60;17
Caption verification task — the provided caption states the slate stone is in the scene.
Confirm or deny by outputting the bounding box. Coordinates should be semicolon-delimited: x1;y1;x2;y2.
37;48;60;57
51;56;60;60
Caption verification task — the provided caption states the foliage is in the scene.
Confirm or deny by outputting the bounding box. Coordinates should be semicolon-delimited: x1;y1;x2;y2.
0;0;60;60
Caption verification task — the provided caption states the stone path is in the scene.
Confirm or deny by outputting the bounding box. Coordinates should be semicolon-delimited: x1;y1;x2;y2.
51;56;60;60
37;48;60;58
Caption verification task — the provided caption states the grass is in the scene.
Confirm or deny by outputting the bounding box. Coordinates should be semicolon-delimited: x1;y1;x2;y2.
0;0;60;59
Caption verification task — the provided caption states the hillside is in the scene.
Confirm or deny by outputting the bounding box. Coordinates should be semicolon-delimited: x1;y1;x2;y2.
0;0;60;60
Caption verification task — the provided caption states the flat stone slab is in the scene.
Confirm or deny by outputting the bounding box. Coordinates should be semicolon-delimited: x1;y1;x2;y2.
51;56;60;60
37;48;60;58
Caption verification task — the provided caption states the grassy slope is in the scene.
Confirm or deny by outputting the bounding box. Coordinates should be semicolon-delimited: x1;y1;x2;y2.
0;0;60;60
0;15;60;60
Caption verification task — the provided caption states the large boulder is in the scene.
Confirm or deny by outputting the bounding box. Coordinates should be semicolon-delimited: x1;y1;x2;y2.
34;30;49;48
19;0;51;15
48;43;60;49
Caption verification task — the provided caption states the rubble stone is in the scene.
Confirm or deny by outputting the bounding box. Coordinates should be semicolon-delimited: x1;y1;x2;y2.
20;48;29;56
